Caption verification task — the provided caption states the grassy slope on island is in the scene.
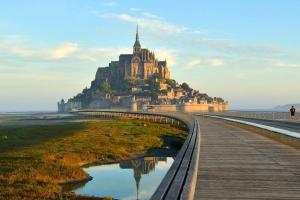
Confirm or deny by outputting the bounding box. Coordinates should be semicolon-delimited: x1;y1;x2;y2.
0;119;187;200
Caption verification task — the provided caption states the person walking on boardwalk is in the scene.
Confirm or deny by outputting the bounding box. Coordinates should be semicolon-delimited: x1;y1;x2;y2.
290;105;296;120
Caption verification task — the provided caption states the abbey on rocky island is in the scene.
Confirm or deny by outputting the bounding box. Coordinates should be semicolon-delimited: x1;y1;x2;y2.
58;26;228;113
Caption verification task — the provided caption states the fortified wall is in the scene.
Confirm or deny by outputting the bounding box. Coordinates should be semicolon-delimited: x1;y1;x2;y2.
148;101;228;112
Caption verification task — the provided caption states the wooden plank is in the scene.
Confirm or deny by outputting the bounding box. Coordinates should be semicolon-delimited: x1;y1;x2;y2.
164;121;197;199
181;119;201;200
150;120;195;200
195;116;300;200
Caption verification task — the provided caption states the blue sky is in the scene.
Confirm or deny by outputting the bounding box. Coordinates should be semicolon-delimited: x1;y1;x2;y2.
0;0;300;111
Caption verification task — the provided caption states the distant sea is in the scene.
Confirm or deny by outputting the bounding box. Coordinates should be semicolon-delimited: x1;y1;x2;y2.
0;111;73;118
0;111;57;115
230;104;299;112
229;109;277;112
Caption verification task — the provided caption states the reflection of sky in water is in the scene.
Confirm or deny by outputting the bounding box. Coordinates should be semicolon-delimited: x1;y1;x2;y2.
73;157;174;200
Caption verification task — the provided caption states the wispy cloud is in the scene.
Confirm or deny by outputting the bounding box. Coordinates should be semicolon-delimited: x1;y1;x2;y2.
190;38;288;58
79;47;131;64
6;46;34;57
0;35;34;57
98;10;231;39
49;42;79;59
0;35;127;64
98;11;294;61
129;7;141;12
142;12;162;19
0;39;80;60
185;58;224;69
190;30;206;35
0;73;65;81
155;48;178;66
101;13;188;33
210;58;224;66
186;60;201;69
273;61;300;68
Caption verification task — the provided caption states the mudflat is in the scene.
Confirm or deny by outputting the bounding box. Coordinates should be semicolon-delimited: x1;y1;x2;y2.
0;117;187;200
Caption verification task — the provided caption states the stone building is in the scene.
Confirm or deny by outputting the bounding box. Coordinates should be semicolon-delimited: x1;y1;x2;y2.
129;25;170;80
91;26;170;89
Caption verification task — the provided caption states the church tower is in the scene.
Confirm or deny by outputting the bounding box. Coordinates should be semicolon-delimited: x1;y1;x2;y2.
133;25;141;54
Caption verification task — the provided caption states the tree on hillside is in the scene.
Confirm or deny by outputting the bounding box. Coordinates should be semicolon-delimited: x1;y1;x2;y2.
151;72;162;80
148;74;160;91
166;79;176;89
101;79;111;94
82;87;88;94
161;89;168;95
181;82;191;91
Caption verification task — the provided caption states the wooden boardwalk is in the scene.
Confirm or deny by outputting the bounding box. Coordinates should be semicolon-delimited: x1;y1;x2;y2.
195;116;300;200
214;115;300;133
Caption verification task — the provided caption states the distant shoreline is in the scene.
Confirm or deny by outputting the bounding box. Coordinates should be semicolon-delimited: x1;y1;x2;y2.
0;110;57;115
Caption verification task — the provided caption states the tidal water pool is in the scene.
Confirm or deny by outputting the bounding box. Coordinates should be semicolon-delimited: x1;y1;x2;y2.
72;156;174;200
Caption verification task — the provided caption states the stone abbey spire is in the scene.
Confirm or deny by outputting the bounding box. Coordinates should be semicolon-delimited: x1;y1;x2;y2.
133;24;141;53
136;24;139;41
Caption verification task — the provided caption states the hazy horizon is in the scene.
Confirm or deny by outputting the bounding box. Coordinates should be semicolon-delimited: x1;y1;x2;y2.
1;0;299;111
1;105;299;113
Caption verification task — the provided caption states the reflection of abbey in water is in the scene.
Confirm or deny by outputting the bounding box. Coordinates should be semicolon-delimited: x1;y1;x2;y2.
120;157;170;200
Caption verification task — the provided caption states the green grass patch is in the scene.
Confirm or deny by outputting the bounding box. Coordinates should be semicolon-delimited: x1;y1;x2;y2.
0;119;187;199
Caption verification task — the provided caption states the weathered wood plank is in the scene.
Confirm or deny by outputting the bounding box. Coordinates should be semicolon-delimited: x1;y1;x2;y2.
181;119;201;200
165;121;197;199
195;116;300;200
150;120;195;200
